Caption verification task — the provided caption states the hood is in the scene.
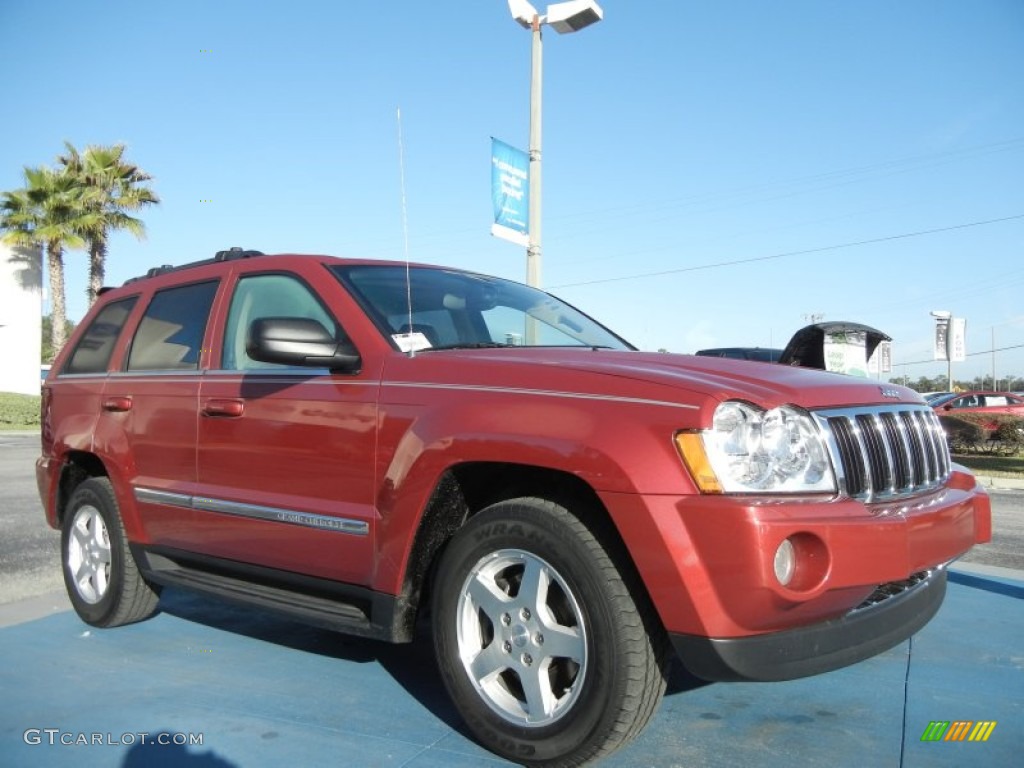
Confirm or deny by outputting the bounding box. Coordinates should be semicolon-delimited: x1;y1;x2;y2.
406;347;923;412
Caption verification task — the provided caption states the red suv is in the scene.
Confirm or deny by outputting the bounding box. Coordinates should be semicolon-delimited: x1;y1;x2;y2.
38;249;991;766
931;390;1024;417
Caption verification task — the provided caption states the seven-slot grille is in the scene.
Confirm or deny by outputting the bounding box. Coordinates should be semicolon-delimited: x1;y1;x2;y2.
815;405;951;502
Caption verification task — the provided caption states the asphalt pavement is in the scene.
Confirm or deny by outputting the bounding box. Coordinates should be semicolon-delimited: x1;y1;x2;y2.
0;432;62;601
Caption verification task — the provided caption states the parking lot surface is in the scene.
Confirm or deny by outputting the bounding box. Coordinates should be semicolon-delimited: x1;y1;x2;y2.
0;565;1020;767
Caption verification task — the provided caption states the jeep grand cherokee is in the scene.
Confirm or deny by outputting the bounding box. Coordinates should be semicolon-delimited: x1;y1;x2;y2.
38;249;991;766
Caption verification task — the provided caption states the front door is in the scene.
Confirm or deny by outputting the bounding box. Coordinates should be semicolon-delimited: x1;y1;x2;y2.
194;270;377;584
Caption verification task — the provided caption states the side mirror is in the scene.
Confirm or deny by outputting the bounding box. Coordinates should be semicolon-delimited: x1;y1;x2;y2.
247;317;361;373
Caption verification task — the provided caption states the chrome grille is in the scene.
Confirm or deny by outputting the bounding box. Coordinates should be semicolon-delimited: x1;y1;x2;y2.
815;405;950;501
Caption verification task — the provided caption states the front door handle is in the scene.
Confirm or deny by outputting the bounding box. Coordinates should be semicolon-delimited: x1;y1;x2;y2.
202;399;245;418
102;396;132;412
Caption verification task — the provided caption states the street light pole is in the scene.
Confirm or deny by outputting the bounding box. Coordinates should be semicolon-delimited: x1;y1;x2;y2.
946;345;953;392
528;14;543;288
991;326;996;390
507;1;604;289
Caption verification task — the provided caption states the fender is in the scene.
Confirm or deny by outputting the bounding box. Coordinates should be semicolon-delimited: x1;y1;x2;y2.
370;388;702;594
89;386;148;544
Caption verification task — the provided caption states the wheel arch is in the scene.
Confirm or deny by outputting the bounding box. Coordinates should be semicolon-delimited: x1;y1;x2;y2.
55;451;109;527
388;461;661;643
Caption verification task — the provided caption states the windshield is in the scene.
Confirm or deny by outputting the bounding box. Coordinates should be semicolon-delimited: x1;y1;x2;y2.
332;265;632;352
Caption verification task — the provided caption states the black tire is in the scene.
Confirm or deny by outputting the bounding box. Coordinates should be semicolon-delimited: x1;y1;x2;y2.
431;497;668;767
61;477;160;627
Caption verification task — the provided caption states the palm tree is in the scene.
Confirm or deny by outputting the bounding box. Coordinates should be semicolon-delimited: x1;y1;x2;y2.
1;166;88;355
59;143;159;306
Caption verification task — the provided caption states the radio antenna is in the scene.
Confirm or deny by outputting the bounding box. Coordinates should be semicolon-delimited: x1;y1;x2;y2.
397;107;415;357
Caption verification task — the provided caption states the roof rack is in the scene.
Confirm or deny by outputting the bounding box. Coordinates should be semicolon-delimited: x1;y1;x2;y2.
122;247;264;285
214;246;265;261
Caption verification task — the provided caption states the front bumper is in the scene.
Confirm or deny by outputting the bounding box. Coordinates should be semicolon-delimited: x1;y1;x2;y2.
670;567;946;682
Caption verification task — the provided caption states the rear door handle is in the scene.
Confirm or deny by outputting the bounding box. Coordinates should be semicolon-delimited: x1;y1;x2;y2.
102;397;132;412
202;399;245;418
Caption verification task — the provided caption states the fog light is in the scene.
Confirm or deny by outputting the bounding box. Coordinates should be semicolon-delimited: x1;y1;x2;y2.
774;538;796;586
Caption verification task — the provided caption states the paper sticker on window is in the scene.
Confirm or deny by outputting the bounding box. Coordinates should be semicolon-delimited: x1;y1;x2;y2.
393;332;432;353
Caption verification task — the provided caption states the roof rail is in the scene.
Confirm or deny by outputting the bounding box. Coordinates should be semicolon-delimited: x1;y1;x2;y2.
122;247;265;285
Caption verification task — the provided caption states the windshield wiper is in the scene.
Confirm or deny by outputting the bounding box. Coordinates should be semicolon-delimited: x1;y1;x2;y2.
428;342;512;350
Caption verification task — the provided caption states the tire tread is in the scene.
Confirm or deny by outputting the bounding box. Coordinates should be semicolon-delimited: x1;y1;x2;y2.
434;496;669;767
64;477;159;627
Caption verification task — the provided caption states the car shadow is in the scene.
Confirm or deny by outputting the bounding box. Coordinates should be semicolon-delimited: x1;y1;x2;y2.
155;588;471;735
665;657;714;695
155;587;710;741
122;736;240;768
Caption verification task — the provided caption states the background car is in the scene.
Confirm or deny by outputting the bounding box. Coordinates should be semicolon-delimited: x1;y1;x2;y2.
697;322;891;376
694;347;783;362
930;391;1024;416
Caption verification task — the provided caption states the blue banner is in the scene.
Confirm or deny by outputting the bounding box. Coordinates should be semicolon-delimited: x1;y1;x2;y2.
490;138;529;246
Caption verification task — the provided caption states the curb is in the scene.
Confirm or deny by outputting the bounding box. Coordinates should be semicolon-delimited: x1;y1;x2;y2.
974;474;1024;490
0;590;70;629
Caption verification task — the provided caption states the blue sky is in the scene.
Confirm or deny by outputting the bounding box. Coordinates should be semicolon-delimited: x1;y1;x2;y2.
2;0;1022;384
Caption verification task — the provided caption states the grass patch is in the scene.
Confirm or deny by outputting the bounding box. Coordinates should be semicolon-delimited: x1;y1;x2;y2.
0;392;41;430
954;453;1024;478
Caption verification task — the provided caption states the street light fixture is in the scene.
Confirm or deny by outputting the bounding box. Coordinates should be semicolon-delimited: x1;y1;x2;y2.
509;0;604;32
506;0;604;289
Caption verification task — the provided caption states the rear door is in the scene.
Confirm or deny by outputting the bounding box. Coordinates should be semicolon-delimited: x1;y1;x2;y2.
193;266;378;584
110;279;220;544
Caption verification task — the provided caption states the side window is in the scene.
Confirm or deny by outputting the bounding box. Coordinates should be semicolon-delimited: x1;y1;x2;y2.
63;297;138;374
127;282;218;371
222;274;340;370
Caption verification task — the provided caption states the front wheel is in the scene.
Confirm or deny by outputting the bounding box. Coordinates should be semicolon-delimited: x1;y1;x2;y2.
431;498;668;766
61;477;160;627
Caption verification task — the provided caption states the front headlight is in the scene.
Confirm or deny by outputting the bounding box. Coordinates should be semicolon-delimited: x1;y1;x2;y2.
676;401;836;494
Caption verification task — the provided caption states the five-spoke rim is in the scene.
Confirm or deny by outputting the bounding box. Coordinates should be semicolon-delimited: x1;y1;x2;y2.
67;505;111;604
455;549;588;728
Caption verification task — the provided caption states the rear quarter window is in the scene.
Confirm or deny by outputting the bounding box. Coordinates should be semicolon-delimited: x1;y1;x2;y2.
63;297;139;375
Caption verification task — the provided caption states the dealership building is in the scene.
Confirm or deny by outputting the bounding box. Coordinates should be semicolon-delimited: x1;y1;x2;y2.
0;243;43;395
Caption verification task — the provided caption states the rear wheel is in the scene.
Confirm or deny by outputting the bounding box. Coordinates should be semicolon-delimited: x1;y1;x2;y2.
61;477;160;627
432;497;668;766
